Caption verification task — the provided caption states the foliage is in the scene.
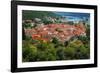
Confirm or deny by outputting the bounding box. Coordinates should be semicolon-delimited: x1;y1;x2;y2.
22;35;90;62
22;41;38;62
23;23;32;29
22;10;61;20
78;36;89;44
63;40;90;59
86;24;90;40
42;19;53;25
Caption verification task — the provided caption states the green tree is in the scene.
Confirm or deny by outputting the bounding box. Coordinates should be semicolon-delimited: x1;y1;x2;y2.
22;43;38;62
56;46;65;60
64;47;76;60
78;36;89;44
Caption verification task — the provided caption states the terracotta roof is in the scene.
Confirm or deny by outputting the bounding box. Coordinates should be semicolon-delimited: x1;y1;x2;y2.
25;24;86;42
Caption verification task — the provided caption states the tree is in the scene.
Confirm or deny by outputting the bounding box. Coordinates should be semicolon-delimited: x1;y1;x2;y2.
76;45;90;59
78;36;88;44
52;37;59;44
64;41;68;47
22;43;38;62
86;25;90;40
22;27;26;40
36;41;48;51
64;46;77;60
56;46;65;60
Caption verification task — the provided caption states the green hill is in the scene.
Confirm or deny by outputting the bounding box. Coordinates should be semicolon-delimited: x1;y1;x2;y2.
22;10;61;20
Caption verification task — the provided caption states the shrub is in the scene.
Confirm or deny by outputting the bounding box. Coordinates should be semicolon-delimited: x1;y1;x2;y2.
78;36;89;44
36;41;48;51
52;37;59;44
22;38;90;62
56;46;65;60
64;47;76;59
64;39;90;60
77;45;90;59
22;43;38;62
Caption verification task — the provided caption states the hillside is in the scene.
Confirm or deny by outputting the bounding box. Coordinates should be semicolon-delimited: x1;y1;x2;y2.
22;10;61;20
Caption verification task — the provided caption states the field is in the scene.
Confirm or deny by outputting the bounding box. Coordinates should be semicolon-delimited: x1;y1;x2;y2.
22;10;90;62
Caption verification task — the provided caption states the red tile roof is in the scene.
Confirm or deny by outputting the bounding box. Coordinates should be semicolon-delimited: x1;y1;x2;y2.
25;24;86;42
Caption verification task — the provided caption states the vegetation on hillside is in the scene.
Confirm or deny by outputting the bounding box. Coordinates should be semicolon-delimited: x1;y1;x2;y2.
22;10;61;20
22;35;90;62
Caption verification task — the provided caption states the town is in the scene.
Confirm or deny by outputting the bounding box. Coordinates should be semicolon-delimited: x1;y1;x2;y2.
23;17;86;43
